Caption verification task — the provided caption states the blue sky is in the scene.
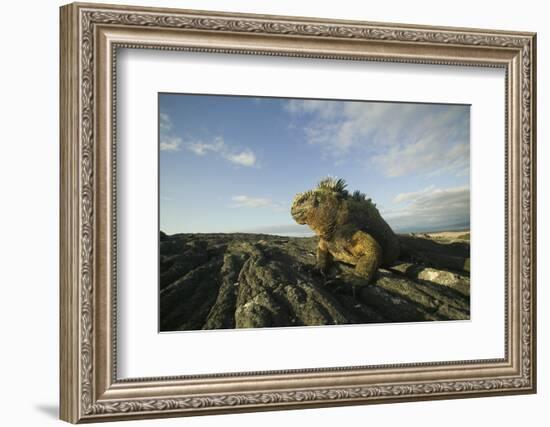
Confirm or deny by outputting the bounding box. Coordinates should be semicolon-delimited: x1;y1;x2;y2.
159;93;470;236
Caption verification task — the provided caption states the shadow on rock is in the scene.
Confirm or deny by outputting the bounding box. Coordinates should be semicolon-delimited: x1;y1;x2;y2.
159;232;470;331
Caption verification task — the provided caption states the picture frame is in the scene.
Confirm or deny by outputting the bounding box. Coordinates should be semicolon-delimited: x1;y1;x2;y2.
59;2;537;423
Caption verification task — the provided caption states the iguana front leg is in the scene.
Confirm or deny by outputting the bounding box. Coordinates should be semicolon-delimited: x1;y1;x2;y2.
352;231;382;284
316;238;332;275
341;232;382;299
323;231;383;298
355;254;380;284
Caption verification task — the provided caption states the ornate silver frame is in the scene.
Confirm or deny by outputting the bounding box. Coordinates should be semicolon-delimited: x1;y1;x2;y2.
60;2;537;423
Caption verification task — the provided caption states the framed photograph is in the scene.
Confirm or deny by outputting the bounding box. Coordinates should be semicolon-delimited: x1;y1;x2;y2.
158;94;472;333
60;2;537;423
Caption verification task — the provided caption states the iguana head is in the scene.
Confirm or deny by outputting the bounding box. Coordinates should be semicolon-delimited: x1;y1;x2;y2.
291;177;348;231
290;191;317;224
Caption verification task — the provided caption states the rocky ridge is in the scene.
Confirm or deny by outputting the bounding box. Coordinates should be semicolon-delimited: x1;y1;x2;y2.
160;232;470;331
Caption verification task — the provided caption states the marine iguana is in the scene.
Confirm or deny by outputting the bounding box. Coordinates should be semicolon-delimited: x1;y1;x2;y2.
291;177;399;285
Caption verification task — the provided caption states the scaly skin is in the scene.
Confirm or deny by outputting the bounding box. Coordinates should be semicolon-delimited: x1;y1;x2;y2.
291;178;399;284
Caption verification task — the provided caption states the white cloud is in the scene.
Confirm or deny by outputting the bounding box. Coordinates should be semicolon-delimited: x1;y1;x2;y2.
284;99;341;118
372;126;469;178
159;113;258;167
285;100;470;177
159;112;181;151
183;136;258;167
160;112;172;132
385;185;470;232
186;136;224;156
393;185;436;204
230;195;284;211
225;149;256;167
160;135;182;152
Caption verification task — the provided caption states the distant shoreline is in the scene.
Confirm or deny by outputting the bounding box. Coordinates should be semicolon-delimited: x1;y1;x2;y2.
161;228;470;239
